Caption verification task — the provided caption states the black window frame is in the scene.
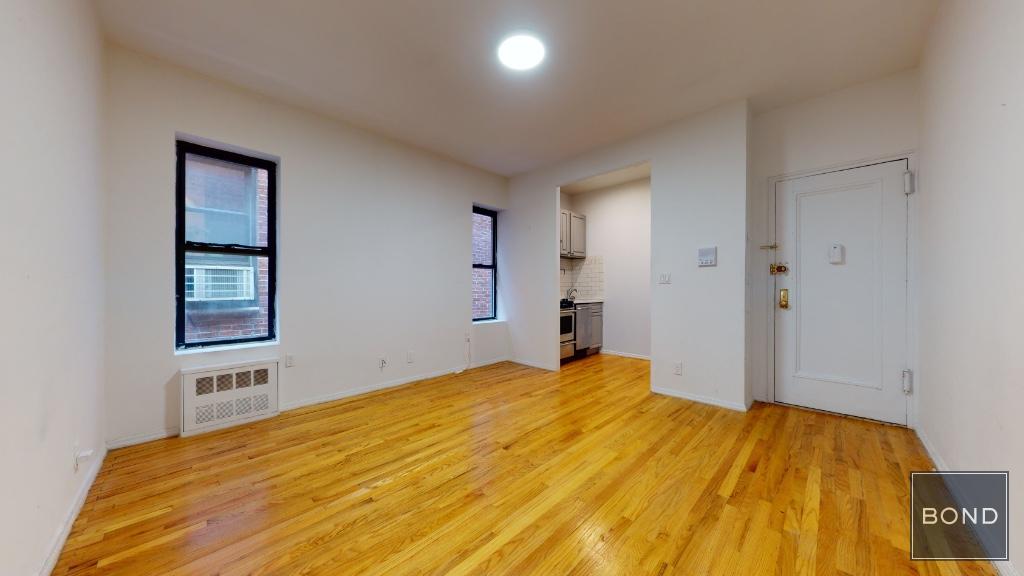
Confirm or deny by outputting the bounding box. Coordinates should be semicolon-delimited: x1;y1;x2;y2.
472;206;497;322
175;140;277;349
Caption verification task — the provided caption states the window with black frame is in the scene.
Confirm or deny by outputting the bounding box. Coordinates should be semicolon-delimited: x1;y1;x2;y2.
472;207;497;321
176;141;277;348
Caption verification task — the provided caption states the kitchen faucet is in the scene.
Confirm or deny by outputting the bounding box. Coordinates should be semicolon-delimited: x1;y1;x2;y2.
566;288;578;301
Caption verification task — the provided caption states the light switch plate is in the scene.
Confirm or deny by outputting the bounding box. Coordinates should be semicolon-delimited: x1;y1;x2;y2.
698;246;717;267
658;272;672;284
829;243;845;264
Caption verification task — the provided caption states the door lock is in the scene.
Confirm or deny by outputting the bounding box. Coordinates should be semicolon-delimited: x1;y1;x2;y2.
778;288;790;309
770;263;789;275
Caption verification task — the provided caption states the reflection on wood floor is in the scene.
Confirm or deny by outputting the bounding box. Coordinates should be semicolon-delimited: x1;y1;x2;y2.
54;354;995;575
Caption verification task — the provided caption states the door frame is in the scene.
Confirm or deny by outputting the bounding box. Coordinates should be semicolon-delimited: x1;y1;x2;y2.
764;151;920;428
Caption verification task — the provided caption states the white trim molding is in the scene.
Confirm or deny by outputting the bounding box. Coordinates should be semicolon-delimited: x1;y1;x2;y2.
107;427;178;450
514;357;558;371
470;356;511;369
279;366;465;411
40;448;107;576
601;350;650;361
651;386;749;412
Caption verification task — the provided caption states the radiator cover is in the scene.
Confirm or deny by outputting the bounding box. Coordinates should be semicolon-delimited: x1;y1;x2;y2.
181;360;279;436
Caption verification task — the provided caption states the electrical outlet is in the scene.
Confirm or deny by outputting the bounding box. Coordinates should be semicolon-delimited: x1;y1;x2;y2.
406;350;415;364
379;356;388;370
285;354;295;367
658;272;672;284
673;362;683;376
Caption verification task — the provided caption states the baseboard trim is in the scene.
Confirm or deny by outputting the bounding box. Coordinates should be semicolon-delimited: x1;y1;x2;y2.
512;357;558;371
106;428;178;450
601;349;650;360
279;366;464;411
651;386;748;412
470;356;510;369
106;365;494;447
40;447;107;575
994;560;1020;576
914;428;947;470
914;429;1017;576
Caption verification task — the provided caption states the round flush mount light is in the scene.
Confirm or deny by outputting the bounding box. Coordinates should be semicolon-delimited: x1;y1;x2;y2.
497;34;546;71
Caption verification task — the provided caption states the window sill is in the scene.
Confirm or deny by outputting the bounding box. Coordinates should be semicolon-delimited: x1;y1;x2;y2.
174;339;279;356
473;319;506;325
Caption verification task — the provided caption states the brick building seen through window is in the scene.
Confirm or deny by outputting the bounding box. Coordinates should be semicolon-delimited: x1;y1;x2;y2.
472;207;496;321
177;141;276;348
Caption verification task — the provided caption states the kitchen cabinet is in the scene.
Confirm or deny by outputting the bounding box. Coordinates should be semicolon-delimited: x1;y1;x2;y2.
570;212;586;257
574;304;592;351
590;304;603;350
559;210;587;258
573;302;603;352
560;209;570;256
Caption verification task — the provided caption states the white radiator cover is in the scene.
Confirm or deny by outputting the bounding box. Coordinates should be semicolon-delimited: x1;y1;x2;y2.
181;359;279;437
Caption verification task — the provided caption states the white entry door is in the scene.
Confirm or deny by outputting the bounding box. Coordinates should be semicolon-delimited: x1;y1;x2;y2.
774;159;909;424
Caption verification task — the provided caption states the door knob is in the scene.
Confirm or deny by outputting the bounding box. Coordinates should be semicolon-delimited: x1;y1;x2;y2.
778;288;790;309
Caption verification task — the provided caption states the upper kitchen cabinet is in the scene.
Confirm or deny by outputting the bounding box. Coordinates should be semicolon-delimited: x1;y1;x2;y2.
560;209;586;258
560;209;570;256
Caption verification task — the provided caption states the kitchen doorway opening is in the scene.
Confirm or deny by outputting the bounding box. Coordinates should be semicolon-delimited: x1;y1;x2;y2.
557;162;652;367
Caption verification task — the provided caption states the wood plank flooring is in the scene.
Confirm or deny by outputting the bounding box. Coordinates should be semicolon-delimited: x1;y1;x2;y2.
54;355;995;575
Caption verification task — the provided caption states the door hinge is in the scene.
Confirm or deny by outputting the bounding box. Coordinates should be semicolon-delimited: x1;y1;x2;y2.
902;368;914;395
904;170;915;195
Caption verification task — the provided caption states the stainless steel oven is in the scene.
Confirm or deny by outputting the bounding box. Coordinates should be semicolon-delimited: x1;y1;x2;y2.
560;309;575;343
560;309;575;359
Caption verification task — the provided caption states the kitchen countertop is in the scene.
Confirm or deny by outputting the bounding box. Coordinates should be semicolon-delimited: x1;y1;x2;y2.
572;298;604;304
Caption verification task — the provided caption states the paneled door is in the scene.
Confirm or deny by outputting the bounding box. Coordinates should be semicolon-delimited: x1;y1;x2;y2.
774;159;909;424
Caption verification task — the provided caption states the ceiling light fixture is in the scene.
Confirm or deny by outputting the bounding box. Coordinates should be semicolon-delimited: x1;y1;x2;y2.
497;34;545;71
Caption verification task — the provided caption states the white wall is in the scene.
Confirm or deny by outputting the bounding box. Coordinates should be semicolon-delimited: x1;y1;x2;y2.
748;70;921;401
506;101;749;409
569;179;652;358
469;320;510;368
104;45;507;445
917;1;1023;571
0;1;106;573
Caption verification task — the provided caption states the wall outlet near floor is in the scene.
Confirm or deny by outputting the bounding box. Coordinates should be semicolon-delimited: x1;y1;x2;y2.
379;356;388;370
285;354;295;367
673;362;683;376
406;350;415;364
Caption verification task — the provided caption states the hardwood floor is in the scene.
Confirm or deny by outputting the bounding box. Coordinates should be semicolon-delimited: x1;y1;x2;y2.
54;355;994;575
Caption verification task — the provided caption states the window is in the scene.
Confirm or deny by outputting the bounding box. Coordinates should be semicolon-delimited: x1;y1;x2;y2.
472;206;497;321
176;141;276;349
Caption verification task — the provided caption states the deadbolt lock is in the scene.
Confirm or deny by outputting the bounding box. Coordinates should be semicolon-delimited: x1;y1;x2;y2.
769;263;789;275
778;288;790;310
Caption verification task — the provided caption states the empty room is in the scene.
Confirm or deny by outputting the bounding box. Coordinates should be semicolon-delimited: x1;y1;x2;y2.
3;0;1021;574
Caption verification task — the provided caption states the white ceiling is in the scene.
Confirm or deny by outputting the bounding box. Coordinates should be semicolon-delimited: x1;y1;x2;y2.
561;162;651;195
98;0;937;176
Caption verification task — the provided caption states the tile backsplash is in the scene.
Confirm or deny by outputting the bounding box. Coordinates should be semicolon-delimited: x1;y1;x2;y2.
560;255;604;300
